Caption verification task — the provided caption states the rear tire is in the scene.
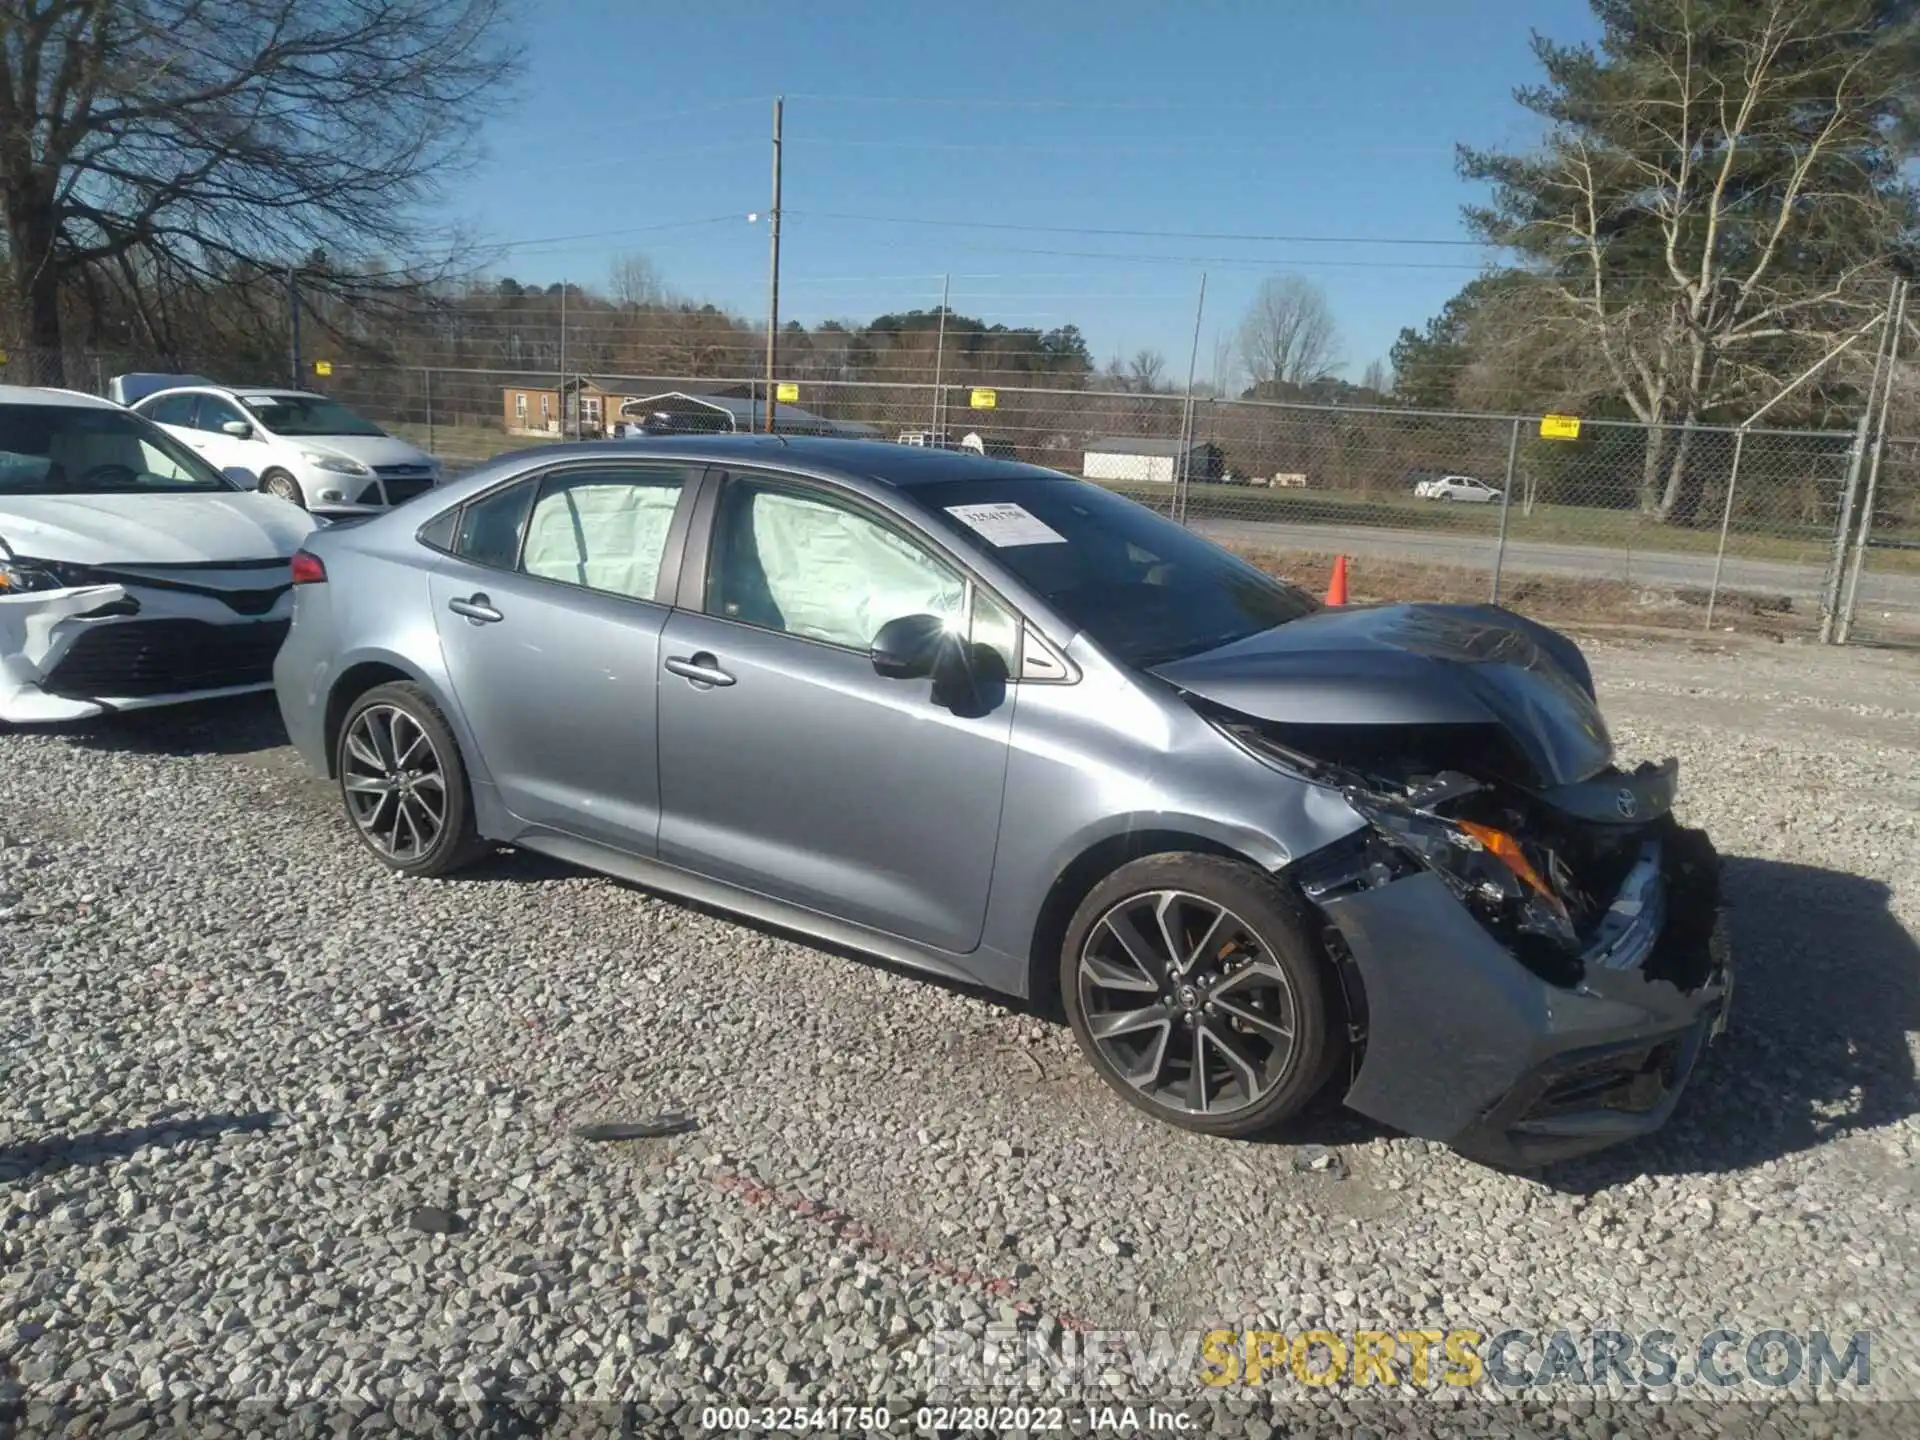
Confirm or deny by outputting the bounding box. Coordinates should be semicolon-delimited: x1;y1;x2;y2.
1061;852;1341;1138
335;681;487;878
261;469;306;507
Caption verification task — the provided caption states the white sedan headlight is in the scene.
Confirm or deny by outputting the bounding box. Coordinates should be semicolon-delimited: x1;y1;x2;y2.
302;450;371;477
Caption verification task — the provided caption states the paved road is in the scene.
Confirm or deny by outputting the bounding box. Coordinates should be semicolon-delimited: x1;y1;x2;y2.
1192;515;1920;620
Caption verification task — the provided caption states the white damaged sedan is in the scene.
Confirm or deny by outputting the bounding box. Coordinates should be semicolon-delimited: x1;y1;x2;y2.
0;385;315;723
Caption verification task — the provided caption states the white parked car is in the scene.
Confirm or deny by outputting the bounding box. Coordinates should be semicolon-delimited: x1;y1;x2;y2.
124;378;442;514
0;386;315;723
1414;474;1503;503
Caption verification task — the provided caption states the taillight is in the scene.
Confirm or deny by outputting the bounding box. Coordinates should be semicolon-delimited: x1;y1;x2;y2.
290;550;327;585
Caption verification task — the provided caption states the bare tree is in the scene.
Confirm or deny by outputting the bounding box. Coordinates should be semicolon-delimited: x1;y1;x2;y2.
0;0;518;383
1461;0;1918;519
1126;347;1167;392
1237;275;1342;391
1360;358;1391;396
609;253;665;310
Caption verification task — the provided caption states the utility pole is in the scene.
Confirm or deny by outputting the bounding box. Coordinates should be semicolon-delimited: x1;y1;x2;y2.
764;95;784;433
558;278;569;439
931;274;950;438
1838;275;1910;643
286;265;302;387
1174;272;1208;524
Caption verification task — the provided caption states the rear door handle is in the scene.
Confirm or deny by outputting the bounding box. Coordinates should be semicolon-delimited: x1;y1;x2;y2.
665;652;736;687
448;593;504;624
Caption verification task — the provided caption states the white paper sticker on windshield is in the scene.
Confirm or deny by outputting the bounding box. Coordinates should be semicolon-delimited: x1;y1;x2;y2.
944;502;1067;547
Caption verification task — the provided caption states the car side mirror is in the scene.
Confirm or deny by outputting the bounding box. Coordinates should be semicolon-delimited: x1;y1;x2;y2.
870;613;952;680
221;420;254;439
222;466;260;490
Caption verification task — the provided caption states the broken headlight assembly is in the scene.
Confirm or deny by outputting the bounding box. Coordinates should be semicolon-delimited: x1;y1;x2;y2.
1207;709;1585;988
1342;789;1585;986
0;554;89;594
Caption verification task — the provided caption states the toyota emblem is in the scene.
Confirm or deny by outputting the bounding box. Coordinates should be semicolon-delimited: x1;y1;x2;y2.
1616;788;1639;819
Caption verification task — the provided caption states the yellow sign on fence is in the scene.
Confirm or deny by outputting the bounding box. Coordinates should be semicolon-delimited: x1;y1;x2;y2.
970;388;998;409
1539;413;1581;440
313;359;333;377
775;382;799;403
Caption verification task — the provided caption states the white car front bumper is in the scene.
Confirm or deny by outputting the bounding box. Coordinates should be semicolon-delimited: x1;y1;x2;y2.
0;583;290;723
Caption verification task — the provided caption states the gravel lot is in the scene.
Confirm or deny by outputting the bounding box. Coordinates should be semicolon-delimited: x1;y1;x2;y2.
2;633;1916;1437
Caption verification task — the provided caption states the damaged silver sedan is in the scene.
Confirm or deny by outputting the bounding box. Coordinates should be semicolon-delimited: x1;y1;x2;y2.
0;387;314;723
272;436;1731;1166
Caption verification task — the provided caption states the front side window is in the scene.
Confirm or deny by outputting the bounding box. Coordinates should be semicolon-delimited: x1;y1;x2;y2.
452;478;537;570
195;397;248;433
519;468;686;602
142;393;200;428
705;478;965;650
0;405;234;495
238;393;386;437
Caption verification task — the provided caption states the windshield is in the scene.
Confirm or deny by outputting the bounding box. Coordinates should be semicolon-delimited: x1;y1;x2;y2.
0;404;235;496
913;476;1319;666
240;393;387;437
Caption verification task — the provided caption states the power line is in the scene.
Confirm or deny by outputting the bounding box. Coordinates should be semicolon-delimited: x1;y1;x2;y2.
785;210;1489;248
486;215;747;255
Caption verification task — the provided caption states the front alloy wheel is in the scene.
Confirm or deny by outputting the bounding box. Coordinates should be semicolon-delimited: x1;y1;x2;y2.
1062;854;1338;1137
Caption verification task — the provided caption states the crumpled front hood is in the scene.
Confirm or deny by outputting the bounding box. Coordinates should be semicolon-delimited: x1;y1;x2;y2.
0;491;316;565
1149;602;1612;786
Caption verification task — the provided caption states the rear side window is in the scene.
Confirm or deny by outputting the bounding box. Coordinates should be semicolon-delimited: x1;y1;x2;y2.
416;507;459;552
520;467;687;603
452;479;537;570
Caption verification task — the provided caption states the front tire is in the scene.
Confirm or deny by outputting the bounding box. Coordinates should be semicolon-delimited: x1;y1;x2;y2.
336;681;487;877
261;469;306;508
1061;853;1340;1137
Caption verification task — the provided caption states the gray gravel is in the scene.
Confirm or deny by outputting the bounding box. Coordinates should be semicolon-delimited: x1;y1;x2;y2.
2;633;1916;1436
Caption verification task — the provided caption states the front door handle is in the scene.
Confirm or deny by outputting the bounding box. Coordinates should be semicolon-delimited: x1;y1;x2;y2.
447;593;504;624
665;652;736;687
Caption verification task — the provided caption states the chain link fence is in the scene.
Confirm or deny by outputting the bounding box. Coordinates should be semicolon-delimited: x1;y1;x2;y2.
7;346;1911;646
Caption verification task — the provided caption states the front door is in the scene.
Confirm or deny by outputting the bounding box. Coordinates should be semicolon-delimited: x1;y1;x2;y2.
655;472;1016;955
190;394;265;475
428;461;697;852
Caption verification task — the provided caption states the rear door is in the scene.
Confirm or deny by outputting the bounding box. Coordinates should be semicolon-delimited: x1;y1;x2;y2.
427;460;700;852
653;468;1018;953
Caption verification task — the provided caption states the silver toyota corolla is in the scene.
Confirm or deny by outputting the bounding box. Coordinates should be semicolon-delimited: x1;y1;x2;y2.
273;436;1732;1166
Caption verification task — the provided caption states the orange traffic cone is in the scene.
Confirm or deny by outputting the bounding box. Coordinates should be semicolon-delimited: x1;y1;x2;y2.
1325;554;1349;606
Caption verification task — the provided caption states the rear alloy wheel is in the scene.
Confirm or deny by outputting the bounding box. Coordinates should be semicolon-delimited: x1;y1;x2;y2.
1061;853;1339;1137
261;469;306;507
336;681;486;877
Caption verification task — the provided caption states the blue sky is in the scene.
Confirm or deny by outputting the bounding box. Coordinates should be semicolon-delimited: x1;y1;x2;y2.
446;0;1599;382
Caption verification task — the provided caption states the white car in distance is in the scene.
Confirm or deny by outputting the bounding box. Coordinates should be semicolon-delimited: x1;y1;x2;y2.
1414;474;1503;503
127;380;442;514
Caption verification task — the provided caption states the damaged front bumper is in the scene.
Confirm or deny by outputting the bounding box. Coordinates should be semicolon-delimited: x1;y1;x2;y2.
1315;821;1732;1168
0;584;289;722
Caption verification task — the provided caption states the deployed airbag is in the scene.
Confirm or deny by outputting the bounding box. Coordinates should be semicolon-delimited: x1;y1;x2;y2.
521;477;680;600
741;488;964;648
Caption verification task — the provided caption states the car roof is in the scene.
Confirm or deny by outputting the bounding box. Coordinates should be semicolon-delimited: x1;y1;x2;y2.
136;383;327;401
0;384;127;411
493;433;1072;489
